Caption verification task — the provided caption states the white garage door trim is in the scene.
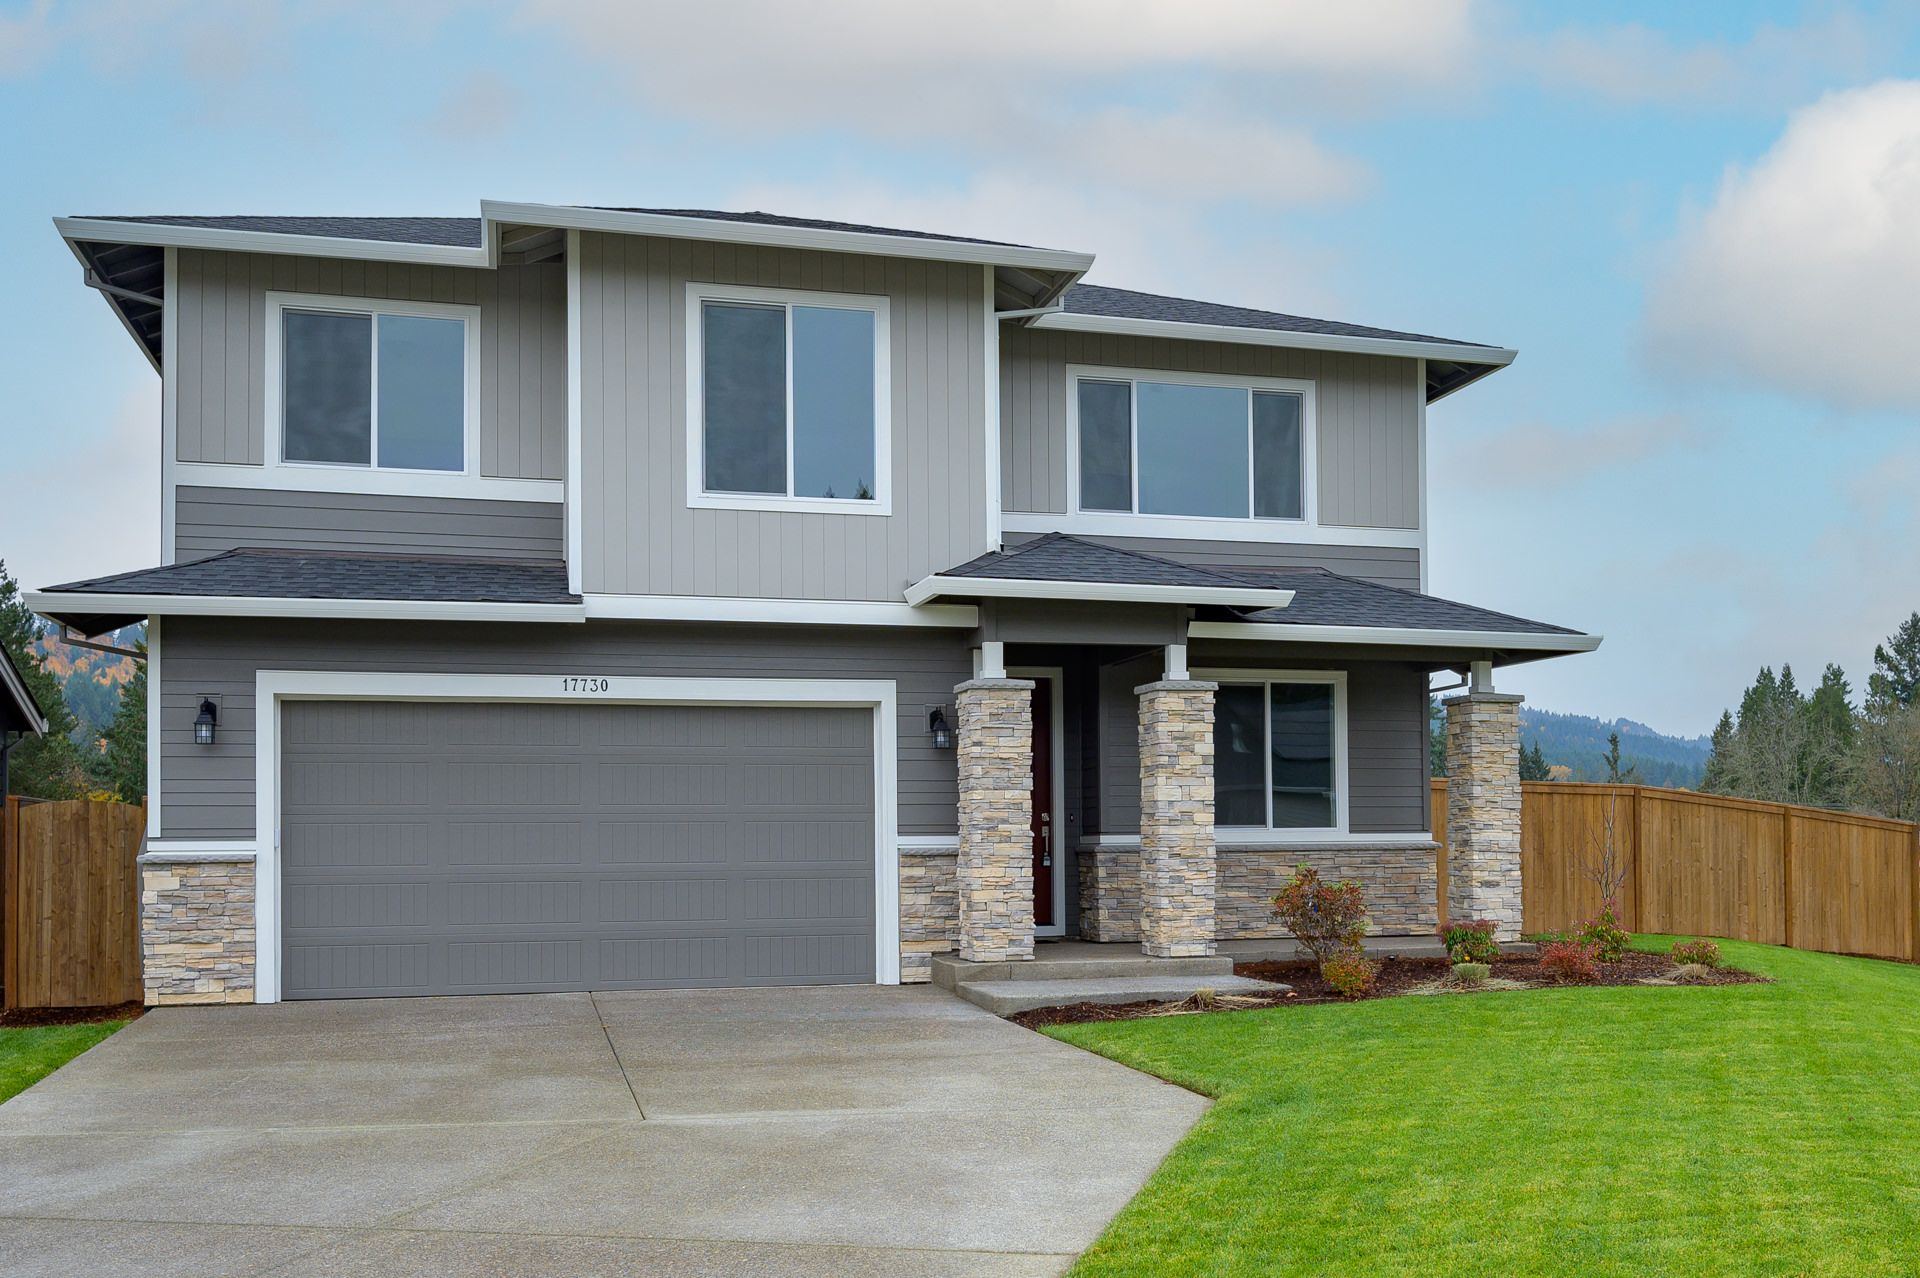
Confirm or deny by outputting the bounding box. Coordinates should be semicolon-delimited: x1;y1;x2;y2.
253;670;901;1003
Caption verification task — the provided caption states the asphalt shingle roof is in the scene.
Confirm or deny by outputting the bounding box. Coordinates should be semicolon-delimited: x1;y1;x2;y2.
1061;283;1495;351
942;533;1275;590
1232;567;1582;635
78;215;484;247
44;549;577;605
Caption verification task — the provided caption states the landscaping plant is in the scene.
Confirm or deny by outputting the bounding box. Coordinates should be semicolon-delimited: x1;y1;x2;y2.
1440;919;1501;965
1322;950;1379;998
1450;961;1491;985
1271;864;1370;963
1670;939;1723;968
1577;898;1631;963
1538;939;1600;982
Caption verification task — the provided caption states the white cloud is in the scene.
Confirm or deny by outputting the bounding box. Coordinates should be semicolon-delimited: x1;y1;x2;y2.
1466;412;1719;487
0;0;53;78
1645;80;1920;411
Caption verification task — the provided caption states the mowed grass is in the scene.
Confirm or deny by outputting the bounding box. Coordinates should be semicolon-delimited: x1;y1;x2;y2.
1049;939;1920;1277
0;1021;125;1104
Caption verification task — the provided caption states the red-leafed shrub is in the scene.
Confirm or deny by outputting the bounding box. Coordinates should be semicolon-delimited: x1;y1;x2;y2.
1671;939;1723;968
1272;864;1370;963
1577;899;1632;963
1321;950;1379;998
1440;919;1501;965
1538;939;1600;983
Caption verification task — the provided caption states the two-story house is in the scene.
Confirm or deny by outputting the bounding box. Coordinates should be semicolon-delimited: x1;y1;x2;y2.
31;204;1597;1004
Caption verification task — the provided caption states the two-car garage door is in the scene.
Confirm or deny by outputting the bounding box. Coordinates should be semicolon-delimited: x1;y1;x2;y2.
278;700;876;999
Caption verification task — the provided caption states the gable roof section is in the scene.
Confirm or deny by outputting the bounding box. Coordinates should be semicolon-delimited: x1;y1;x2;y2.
0;644;49;739
907;533;1296;608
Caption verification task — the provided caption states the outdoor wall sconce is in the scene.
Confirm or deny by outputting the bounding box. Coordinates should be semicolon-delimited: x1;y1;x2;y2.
193;698;219;746
928;706;954;750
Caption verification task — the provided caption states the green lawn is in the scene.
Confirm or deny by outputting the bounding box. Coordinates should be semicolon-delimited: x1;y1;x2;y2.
1049;938;1920;1277
0;1021;126;1104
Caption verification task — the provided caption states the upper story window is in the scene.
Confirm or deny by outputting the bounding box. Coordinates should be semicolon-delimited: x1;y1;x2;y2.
268;293;476;474
1071;367;1313;523
1207;671;1348;837
687;283;891;515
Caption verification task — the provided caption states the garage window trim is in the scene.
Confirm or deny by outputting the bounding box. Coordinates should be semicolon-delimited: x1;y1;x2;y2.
685;282;893;517
265;292;480;478
1198;668;1349;839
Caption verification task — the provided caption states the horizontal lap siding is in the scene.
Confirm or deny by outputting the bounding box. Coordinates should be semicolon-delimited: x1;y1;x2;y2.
173;249;564;480
577;233;988;601
155;618;969;840
1002;531;1421;591
1097;656;1427;835
999;326;1421;530
174;487;563;561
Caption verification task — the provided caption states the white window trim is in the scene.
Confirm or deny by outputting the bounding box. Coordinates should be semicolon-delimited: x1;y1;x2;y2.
684;281;893;516
1066;364;1317;533
264;291;481;488
251;671;902;1003
1196;667;1349;840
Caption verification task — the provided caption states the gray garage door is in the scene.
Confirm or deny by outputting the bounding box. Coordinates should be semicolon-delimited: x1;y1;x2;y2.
279;700;876;999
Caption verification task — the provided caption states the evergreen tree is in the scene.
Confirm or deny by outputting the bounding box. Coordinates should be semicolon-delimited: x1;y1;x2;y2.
1702;710;1736;793
1519;740;1551;781
1601;731;1640;784
1429;699;1447;778
96;644;146;803
1804;663;1856;807
1867;613;1920;712
0;561;90;798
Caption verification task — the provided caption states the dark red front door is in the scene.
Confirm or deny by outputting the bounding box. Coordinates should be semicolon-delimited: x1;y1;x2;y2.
1030;678;1054;928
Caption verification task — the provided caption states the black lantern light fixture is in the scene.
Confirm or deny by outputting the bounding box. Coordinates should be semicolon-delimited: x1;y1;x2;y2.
927;706;954;750
193;698;219;746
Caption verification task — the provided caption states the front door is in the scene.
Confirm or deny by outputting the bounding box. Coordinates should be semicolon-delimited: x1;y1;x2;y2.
1030;677;1055;929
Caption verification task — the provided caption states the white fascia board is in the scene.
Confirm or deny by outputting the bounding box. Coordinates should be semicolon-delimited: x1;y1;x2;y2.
481;201;1096;274
583;594;977;628
55;217;490;269
1189;620;1602;652
1030;311;1517;368
25;592;586;625
905;574;1295;610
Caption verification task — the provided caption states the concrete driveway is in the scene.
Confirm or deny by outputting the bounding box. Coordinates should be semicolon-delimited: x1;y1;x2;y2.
0;986;1205;1277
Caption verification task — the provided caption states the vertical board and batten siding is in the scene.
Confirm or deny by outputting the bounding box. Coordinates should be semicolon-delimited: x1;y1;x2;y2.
154;617;970;840
1096;654;1430;836
1432;780;1920;962
576;232;989;601
173;487;564;562
999;326;1422;529
172;248;565;479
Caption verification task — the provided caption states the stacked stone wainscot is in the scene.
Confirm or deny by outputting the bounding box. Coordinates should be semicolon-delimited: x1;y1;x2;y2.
898;844;958;983
1444;690;1525;940
953;678;1037;963
140;853;256;1005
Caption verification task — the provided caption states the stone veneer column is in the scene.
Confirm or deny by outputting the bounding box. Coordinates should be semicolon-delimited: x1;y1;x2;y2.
140;854;257;1005
954;677;1037;963
1444;691;1525;940
1136;679;1218;958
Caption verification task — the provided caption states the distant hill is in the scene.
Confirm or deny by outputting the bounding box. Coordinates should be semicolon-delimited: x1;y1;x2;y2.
30;626;142;738
1517;708;1710;789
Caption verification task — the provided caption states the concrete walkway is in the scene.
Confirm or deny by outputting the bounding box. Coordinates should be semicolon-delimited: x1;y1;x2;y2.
0;986;1206;1277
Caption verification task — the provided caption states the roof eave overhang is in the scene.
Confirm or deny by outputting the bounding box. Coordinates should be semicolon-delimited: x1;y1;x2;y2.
905;575;1295;610
481;201;1097;275
1030;312;1516;390
0;652;49;738
54;217;491;268
1189;619;1601;655
27;591;586;632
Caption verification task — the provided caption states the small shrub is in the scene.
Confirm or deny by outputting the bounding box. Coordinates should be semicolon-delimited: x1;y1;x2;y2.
1322;950;1379;998
1451;961;1490;985
1671;939;1723;968
1272;864;1370;963
1577;898;1631;963
1440;919;1501;965
1538;939;1600;983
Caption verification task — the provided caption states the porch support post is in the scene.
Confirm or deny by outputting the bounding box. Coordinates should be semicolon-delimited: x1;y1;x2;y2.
1444;688;1526;940
954;676;1037;962
1136;678;1218;958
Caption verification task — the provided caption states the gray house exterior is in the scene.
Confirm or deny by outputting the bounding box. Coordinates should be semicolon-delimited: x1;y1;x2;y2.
33;203;1597;1004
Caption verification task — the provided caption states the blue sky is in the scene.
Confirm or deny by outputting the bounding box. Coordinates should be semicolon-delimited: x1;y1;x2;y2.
4;1;1920;735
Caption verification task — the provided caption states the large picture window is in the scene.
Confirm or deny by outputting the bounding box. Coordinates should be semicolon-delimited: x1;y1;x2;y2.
689;284;890;513
1210;674;1346;833
1074;371;1308;522
271;295;473;474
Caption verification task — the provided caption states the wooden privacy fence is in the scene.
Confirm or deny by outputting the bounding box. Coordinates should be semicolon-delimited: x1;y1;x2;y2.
2;797;146;1009
1431;779;1920;962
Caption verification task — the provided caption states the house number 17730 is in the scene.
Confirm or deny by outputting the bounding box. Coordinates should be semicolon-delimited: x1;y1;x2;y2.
559;677;611;693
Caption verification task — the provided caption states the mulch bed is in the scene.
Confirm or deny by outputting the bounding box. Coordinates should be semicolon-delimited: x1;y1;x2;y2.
1009;950;1770;1029
0;1002;145;1029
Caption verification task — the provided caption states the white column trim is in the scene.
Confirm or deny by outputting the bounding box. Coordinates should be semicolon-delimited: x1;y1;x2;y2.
144;616;160;839
983;264;1002;547
565;228;584;595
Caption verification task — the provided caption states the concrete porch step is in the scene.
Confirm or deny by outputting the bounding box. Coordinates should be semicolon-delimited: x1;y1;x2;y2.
931;945;1234;990
953;973;1290;1017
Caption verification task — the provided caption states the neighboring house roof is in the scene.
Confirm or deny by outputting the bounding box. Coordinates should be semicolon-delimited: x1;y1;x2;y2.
0;644;49;739
907;533;1297;609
